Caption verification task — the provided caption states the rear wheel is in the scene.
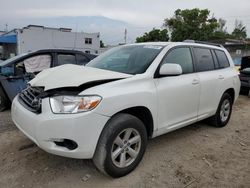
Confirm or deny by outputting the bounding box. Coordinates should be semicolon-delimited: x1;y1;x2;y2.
93;113;147;178
209;93;233;127
0;86;8;112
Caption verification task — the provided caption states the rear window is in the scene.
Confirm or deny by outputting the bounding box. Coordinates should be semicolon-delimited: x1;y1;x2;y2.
193;48;215;72
77;54;89;65
214;50;230;68
58;54;76;65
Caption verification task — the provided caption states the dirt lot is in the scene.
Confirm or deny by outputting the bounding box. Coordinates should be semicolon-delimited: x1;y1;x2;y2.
0;95;249;188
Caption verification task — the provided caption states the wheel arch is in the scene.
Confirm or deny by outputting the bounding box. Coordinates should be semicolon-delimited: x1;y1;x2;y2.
117;106;154;138
223;88;235;103
99;106;155;140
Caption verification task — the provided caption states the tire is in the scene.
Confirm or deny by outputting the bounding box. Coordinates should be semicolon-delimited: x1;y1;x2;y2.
0;86;8;112
208;93;233;127
93;113;147;178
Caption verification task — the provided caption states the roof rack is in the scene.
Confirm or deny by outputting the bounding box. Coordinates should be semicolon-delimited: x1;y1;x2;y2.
183;40;224;48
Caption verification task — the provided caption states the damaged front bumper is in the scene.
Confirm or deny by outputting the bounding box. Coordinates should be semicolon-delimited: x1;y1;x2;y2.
11;96;110;159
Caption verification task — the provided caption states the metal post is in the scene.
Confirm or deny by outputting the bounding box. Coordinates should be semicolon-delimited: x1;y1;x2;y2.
124;28;127;44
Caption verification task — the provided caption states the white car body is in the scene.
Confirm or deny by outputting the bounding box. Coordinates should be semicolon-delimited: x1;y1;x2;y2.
11;42;240;160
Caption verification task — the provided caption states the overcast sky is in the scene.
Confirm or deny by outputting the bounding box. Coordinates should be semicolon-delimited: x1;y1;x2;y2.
0;0;250;44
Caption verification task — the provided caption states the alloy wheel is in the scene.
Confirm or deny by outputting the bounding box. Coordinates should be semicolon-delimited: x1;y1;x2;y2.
220;99;230;122
111;128;141;168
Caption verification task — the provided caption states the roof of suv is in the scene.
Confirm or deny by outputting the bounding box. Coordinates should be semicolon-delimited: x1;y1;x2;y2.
127;42;225;50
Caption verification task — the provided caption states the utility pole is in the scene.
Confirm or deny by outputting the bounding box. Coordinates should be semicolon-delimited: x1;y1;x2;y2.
124;28;127;44
5;24;8;32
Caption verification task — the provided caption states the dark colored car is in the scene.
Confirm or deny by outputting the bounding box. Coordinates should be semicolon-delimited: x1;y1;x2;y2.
239;56;250;94
0;49;96;111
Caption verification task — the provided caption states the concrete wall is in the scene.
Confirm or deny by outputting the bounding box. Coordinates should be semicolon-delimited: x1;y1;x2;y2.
17;26;100;55
227;49;250;59
225;45;250;64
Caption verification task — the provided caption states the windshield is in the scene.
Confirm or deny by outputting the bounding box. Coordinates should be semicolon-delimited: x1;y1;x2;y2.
0;53;28;67
86;45;164;74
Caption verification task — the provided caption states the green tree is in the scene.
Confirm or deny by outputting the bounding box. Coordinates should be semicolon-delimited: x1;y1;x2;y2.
217;18;227;32
164;8;219;41
136;28;169;43
211;18;230;40
231;20;247;40
211;31;231;40
100;40;105;48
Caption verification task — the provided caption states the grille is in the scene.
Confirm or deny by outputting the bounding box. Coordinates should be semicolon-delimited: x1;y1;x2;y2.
18;86;44;114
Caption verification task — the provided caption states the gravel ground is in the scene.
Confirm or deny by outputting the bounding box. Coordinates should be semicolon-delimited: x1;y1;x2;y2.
0;95;249;188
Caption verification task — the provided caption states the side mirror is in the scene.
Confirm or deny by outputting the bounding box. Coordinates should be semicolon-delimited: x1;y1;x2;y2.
159;63;182;76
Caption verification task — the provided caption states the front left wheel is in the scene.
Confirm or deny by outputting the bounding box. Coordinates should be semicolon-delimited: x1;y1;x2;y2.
93;113;147;178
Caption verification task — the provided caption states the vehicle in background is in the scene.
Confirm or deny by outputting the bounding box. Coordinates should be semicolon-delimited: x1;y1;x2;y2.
239;56;250;95
240;56;250;70
11;42;240;177
0;49;96;111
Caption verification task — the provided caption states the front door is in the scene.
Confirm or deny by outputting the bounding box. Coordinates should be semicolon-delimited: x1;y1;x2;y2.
2;54;52;100
155;47;200;131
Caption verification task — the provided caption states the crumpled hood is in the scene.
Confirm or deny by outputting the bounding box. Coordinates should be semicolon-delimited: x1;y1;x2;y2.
29;64;132;91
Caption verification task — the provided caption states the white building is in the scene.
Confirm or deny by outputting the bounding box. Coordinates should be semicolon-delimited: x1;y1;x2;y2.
0;25;100;59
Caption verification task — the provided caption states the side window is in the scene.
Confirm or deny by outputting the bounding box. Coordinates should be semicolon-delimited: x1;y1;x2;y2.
77;54;89;65
16;54;51;75
193;48;214;72
57;54;76;65
85;38;92;44
162;47;194;74
214;50;230;68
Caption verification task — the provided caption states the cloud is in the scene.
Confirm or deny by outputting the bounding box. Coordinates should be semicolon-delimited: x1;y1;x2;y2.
2;0;249;25
0;0;249;44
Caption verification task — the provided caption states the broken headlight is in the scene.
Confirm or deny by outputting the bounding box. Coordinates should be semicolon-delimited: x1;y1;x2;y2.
49;95;102;114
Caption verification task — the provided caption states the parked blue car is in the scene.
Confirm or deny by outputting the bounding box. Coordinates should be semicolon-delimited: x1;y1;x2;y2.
0;49;96;111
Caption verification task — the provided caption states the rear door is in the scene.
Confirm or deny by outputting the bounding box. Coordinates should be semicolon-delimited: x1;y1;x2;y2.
155;47;200;131
192;47;223;118
213;49;235;100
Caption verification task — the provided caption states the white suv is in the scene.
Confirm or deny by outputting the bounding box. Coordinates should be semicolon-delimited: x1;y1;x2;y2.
11;42;240;177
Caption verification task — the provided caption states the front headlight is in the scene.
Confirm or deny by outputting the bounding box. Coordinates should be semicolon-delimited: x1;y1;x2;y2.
49;95;102;114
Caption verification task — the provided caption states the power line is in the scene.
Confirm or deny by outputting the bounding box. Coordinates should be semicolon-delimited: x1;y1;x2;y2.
218;14;250;18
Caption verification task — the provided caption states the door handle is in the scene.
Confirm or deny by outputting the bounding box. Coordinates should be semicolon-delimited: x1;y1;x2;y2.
218;75;224;80
192;79;199;85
